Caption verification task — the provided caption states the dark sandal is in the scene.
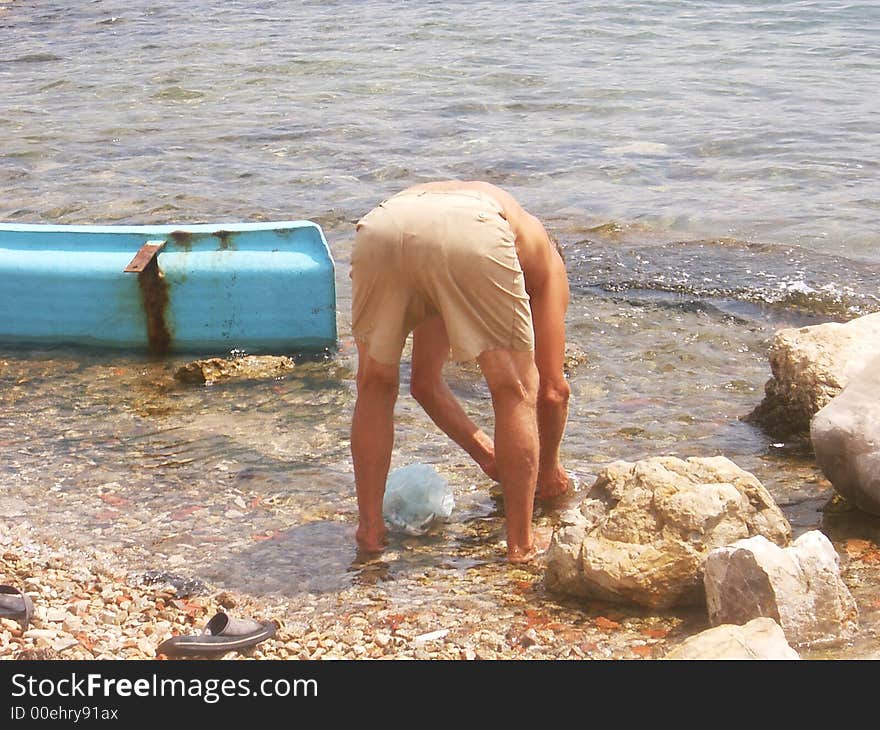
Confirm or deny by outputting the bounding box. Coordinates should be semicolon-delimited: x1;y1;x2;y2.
156;612;276;658
0;585;35;629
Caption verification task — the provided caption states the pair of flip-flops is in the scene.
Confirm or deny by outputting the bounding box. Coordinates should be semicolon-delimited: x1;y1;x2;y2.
157;612;276;658
0;585;34;629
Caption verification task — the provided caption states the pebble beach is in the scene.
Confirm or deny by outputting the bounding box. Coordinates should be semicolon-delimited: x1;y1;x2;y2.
2;514;713;662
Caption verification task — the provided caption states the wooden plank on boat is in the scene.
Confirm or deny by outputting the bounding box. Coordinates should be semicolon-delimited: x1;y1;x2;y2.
124;240;166;273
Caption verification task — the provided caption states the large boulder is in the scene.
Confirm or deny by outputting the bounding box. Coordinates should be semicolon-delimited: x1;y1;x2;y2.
544;456;792;609
811;357;880;514
663;617;799;660
703;531;858;649
747;312;880;437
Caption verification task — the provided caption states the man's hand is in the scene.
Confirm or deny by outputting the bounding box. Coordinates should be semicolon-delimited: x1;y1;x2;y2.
478;452;500;482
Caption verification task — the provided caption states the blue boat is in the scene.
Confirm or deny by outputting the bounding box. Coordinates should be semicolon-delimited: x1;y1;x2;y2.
0;221;337;355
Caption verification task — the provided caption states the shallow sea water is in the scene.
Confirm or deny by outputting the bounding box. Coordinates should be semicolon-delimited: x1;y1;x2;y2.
1;283;872;658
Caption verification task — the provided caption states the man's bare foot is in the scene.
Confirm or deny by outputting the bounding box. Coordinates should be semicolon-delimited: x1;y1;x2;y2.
535;464;570;500
352;547;387;568
506;543;537;564
355;525;387;555
535;485;567;500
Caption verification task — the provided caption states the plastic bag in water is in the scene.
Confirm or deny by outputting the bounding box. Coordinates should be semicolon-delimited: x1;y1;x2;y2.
382;463;454;536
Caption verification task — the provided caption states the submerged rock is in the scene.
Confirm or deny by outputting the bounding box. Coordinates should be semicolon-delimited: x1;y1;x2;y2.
747;312;880;437
563;343;590;375
811;356;880;515
174;355;295;385
454;343;589;378
703;531;858;649
139;570;210;598
544;456;791;609
663;618;799;660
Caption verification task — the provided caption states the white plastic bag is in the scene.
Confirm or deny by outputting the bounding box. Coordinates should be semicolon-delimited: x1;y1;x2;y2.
382;463;454;536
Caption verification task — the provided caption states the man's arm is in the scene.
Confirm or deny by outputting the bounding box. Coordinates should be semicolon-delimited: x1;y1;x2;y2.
410;317;499;481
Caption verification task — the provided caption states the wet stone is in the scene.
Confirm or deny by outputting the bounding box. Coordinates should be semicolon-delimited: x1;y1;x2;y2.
140;571;209;598
215;591;237;609
174;355;296;385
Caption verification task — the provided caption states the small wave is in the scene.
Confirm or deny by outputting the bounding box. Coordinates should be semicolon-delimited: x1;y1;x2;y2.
152;86;206;102
591;280;875;322
1;53;63;64
603;142;671;156
570;236;880;321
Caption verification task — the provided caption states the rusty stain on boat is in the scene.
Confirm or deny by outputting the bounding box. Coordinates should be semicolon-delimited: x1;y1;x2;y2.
169;230;192;251
138;255;171;355
124;240;171;355
215;230;234;250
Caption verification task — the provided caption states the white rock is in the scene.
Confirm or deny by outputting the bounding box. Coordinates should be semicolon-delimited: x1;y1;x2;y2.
413;629;449;644
23;629;58;641
137;638;154;656
749;312;880;435
99;610;121;626
63;616;83;633
703;531;858;648
811;356;880;515
664;618;800;660
68;600;90;616
43;607;68;623
545;456;791;608
52;638;80;653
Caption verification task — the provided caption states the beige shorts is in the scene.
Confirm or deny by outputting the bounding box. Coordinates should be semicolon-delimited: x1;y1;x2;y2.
351;189;534;364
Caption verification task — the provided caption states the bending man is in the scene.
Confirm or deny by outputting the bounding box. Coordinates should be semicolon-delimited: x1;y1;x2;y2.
350;180;570;562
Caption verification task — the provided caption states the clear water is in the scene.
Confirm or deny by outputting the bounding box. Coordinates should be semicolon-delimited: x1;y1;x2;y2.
2;0;879;657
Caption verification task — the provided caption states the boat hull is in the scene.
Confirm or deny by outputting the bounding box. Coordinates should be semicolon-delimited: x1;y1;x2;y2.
0;221;337;355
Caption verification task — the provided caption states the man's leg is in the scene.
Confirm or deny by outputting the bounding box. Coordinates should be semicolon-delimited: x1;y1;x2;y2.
351;342;400;554
411;317;498;481
477;349;539;563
